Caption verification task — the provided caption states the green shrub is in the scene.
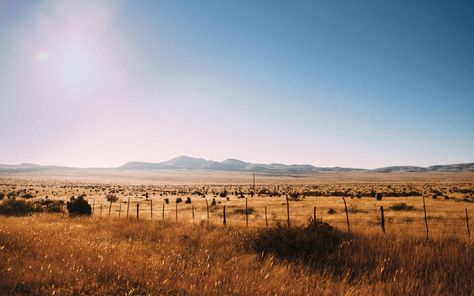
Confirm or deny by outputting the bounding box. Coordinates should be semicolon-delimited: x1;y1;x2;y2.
66;196;92;216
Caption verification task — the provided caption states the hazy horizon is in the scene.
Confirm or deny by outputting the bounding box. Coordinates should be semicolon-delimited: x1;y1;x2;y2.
1;1;473;169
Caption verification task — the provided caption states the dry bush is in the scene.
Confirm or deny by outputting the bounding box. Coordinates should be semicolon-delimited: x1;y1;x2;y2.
246;220;345;263
0;199;37;216
389;203;416;211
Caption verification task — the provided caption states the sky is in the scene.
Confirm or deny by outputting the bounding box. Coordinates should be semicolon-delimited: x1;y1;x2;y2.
0;0;473;169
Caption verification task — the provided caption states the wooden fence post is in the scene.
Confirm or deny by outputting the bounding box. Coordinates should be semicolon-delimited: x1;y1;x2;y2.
380;206;385;233
126;196;130;219
150;200;153;220
108;200;112;217
245;197;249;227
192;205;195;222
206;199;210;225
465;209;471;239
313;206;317;226
286;195;290;228
265;206;268;228
223;205;226;226
100;204;103;217
342;197;350;233
162;204;165;221
118;203;122;219
175;202;178;222
136;203;140;220
92;199;95;215
422;195;429;239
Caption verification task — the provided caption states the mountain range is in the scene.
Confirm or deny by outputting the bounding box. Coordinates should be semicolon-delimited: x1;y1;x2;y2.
1;155;473;174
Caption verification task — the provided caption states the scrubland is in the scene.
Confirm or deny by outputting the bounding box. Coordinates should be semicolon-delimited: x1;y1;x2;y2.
0;177;473;295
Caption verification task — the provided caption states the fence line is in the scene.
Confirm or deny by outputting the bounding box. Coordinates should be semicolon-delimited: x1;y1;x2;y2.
76;196;474;240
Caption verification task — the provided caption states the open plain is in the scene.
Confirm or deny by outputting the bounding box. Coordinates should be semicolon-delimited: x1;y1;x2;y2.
1;171;473;295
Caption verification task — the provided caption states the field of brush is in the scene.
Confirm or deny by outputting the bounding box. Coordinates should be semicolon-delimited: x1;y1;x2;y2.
0;177;473;295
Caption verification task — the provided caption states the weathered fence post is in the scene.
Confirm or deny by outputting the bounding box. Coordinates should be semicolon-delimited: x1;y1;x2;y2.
162;204;165;221
286;195;290;227
192;205;195;222
223;205;226;226
245;197;249;227
92;199;95;215
313;206;317;226
150;200;153;220
206;198;210;225
342;197;350;233
265;206;268;228
118;203;121;219
126;196;130;219
175;201;178;222
422;195;429;239
465;209;471;239
108;200;112;217
100;204;103;217
380;206;385;233
136;203;140;220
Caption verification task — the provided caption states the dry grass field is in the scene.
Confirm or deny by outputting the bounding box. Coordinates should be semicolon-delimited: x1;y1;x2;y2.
0;174;473;295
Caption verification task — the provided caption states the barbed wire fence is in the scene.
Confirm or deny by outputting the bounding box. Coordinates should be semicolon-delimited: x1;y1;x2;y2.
84;195;473;240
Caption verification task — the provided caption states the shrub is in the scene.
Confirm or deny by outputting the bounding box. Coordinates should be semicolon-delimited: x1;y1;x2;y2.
233;207;256;215
389;203;415;211
376;193;383;201
327;208;337;214
219;190;227;198
21;193;34;199
288;192;303;201
0;199;37;216
106;194;118;203
0;192;4;200
176;197;183;203
164;198;169;204
247;220;346;263
39;199;64;213
66;195;92;216
185;197;192;204
210;198;217;206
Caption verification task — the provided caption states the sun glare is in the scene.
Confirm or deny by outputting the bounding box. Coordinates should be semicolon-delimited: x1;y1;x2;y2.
52;42;102;94
36;50;48;63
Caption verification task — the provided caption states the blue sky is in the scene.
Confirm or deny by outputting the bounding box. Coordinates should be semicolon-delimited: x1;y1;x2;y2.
0;0;472;168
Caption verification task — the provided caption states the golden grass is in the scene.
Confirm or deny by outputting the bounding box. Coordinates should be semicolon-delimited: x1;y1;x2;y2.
1;214;473;295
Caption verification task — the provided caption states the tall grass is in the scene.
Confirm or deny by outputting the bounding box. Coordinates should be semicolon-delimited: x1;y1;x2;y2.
0;215;473;295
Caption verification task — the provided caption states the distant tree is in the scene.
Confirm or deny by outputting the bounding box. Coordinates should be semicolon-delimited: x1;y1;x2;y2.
106;194;118;203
